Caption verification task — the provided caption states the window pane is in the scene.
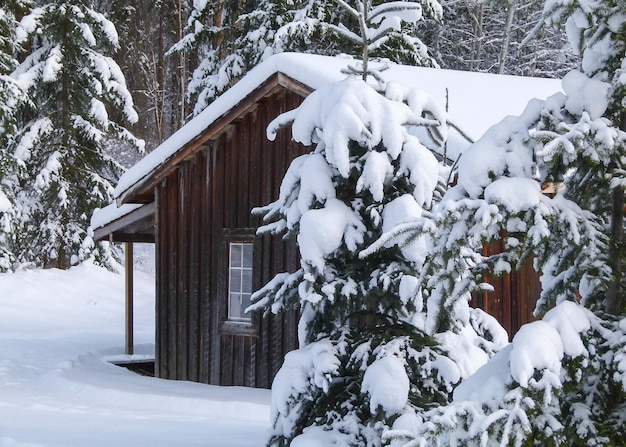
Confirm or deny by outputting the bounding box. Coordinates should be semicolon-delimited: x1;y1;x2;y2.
242;269;252;293
230;244;242;267
243;244;253;268
229;293;241;318
229;270;241;293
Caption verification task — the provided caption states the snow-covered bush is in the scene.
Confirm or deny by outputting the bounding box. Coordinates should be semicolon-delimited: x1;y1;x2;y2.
252;73;508;446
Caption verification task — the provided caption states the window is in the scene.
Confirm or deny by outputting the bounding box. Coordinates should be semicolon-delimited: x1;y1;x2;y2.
228;242;253;322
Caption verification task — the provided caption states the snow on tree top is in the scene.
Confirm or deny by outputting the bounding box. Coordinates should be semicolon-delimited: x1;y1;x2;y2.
113;52;561;204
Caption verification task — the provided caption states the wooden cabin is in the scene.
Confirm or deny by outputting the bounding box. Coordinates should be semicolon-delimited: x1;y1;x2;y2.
93;53;560;388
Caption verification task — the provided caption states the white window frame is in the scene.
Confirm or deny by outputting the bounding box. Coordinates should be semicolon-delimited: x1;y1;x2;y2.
227;241;253;323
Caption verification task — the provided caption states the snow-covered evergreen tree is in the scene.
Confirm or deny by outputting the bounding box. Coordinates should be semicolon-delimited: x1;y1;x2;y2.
172;0;443;115
0;2;30;271
247;4;511;445
252;72;507;447
9;0;143;269
168;0;305;116
383;1;626;445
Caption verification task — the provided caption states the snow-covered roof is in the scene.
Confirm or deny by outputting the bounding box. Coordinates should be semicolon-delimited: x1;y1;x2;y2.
90;201;155;242
91;202;143;231
114;52;562;203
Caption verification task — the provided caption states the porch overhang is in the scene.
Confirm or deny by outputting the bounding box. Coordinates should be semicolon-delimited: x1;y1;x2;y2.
92;202;156;243
91;201;156;356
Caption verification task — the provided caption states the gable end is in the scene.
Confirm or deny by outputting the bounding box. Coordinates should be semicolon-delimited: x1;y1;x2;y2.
118;73;311;205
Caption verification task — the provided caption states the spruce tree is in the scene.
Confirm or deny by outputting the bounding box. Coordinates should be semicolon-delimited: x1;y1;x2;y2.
253;73;507;447
384;1;626;445
0;2;29;271
251;2;506;445
10;0;143;269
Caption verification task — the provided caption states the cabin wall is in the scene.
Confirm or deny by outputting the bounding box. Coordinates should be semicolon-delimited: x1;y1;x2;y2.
155;89;305;388
472;240;542;337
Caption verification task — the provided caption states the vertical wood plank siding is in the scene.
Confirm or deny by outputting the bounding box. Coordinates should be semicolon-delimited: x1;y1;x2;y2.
156;89;303;388
472;239;542;338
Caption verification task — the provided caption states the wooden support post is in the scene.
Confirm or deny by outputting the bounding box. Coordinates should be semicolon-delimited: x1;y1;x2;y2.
125;242;134;355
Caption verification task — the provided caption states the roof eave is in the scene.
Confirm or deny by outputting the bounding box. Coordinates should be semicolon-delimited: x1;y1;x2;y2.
118;72;312;205
93;201;156;243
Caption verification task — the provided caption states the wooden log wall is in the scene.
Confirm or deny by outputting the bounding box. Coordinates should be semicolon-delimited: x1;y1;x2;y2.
471;239;542;338
155;88;304;388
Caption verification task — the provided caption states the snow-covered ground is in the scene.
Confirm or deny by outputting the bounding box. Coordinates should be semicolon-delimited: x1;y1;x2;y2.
0;252;270;447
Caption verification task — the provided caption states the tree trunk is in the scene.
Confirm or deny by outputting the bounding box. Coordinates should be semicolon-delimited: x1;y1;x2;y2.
470;3;484;72
498;1;516;74
177;0;187;126
606;114;626;314
57;246;66;270
155;3;166;142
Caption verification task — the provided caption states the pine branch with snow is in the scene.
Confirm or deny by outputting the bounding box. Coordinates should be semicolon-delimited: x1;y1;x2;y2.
268;324;463;446
386;302;626;446
377;65;624;333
